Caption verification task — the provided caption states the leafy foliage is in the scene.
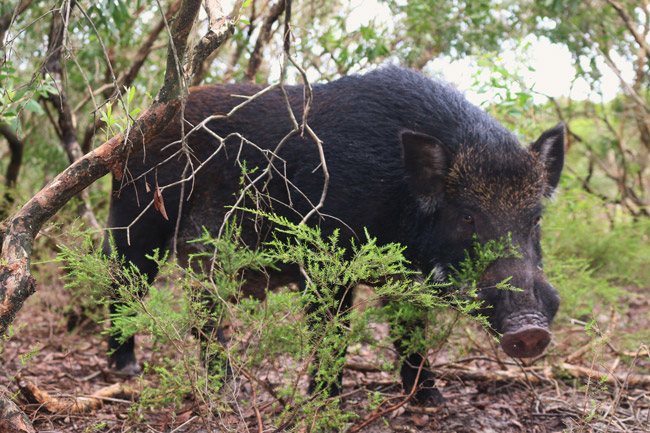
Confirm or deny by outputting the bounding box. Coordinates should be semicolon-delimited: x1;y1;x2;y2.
0;62;57;129
56;211;519;429
449;233;522;293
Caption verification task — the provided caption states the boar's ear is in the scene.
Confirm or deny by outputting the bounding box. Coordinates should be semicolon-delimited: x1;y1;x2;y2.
530;123;565;197
400;130;450;204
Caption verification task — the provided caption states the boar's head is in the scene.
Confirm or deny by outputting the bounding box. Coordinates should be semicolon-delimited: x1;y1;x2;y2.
400;123;565;359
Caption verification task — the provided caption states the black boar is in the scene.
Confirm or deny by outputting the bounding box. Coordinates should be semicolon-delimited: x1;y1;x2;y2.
104;66;563;404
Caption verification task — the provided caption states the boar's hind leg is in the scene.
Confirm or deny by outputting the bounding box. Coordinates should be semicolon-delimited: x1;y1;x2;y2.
306;283;354;399
191;295;233;380
103;216;172;374
392;318;445;406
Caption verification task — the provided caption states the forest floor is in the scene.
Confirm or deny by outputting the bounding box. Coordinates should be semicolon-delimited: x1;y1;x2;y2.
2;273;650;433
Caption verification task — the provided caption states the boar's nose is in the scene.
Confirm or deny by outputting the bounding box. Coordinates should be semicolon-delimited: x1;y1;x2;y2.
500;326;552;358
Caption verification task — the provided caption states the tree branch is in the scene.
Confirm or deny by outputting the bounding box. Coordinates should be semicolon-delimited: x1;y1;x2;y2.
0;0;34;48
189;0;238;77
41;3;100;230
244;0;285;81
0;0;210;336
43;3;82;163
16;375;137;414
576;27;649;113
0;123;24;221
606;0;650;60
80;0;183;153
0;123;23;191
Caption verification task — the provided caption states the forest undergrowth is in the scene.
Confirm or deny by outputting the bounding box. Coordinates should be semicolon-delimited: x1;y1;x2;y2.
1;187;649;433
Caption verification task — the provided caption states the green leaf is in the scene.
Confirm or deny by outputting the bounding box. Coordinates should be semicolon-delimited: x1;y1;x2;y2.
23;99;44;115
127;86;136;104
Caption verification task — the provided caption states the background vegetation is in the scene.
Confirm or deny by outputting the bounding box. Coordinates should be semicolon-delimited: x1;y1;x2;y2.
1;0;648;431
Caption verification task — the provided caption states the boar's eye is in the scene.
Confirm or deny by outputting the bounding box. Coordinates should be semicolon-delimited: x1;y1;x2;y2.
462;214;474;224
534;216;542;227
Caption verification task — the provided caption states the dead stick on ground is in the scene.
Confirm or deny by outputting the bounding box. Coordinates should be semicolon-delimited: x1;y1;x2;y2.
346;359;650;389
438;363;650;387
16;375;138;414
344;360;383;373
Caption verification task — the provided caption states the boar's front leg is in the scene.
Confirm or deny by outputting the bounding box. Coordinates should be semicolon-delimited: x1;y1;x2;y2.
104;232;165;375
192;294;233;379
391;315;445;405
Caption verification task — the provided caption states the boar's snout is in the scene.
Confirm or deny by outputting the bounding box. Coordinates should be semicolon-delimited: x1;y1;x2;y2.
498;310;554;358
501;325;551;358
478;257;559;358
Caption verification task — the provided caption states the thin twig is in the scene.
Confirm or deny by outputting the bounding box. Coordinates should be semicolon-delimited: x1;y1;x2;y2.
346;356;427;433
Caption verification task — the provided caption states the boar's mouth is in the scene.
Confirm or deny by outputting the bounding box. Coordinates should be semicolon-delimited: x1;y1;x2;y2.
499;312;552;358
428;262;556;358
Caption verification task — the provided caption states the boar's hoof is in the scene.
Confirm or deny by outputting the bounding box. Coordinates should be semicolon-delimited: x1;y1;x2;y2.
308;376;343;399
501;326;552;358
111;360;141;376
414;387;445;406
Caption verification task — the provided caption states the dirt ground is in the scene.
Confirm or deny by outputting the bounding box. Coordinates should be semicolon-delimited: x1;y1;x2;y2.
2;274;650;433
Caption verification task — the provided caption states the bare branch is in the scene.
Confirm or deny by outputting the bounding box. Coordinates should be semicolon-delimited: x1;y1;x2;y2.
283;55;330;227
244;0;285;81
0;123;24;219
190;46;220;85
0;123;23;190
43;2;82;163
124;0;183;90
16;375;137;414
41;4;100;230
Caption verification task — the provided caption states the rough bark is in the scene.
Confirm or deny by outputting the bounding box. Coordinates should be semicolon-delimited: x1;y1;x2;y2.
189;0;238;77
190;46;221;86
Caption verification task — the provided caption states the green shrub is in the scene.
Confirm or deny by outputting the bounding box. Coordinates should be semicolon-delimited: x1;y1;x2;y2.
542;188;649;319
57;213;529;430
